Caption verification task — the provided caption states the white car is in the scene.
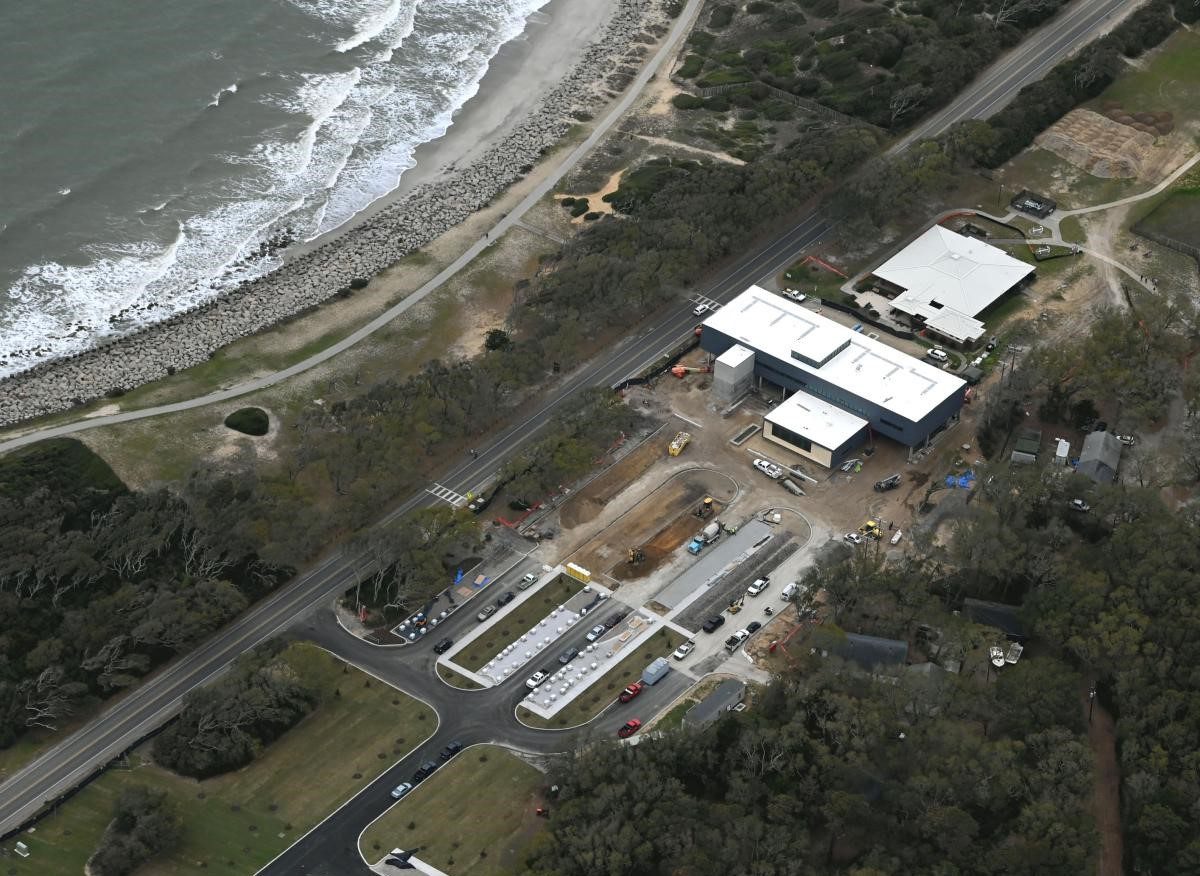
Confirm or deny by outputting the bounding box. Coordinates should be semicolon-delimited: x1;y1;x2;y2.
390;782;413;800
746;577;769;597
753;458;783;479
1114;434;1136;446
585;624;606;642
927;348;948;363
1069;499;1090;513
890;529;903;545
692;302;711;317
844;531;864;545
525;670;549;690
672;640;695;660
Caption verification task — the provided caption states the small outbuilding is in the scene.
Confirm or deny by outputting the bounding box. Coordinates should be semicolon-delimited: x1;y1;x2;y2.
683;679;746;729
1076;431;1122;484
963;598;1028;643
832;633;909;671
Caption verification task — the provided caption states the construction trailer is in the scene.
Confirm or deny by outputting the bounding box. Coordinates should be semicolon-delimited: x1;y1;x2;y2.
668;431;691;456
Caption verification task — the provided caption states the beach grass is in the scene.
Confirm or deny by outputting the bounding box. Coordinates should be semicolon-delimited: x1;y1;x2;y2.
3;643;435;876
517;626;686;729
452;576;585;673
358;745;545;876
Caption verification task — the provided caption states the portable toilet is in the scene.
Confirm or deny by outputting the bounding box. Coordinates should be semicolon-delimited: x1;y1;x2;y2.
1055;438;1070;466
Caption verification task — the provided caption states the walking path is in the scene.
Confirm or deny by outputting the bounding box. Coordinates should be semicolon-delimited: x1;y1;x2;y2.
0;0;707;457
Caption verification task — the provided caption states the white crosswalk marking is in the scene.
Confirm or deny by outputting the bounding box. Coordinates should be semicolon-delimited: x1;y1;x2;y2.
426;483;467;507
690;293;721;310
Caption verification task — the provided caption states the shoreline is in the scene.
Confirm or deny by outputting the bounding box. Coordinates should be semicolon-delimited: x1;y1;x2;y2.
301;0;613;255
0;0;667;429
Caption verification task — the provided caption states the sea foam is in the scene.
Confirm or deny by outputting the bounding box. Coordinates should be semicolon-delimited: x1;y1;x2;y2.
0;0;551;379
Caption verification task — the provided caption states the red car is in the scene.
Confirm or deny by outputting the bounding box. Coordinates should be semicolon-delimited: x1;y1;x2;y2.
618;682;644;703
617;719;642;739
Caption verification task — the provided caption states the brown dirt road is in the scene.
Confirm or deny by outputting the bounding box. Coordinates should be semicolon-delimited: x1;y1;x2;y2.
1083;684;1124;876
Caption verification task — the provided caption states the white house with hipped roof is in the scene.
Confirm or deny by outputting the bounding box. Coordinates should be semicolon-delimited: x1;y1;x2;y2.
871;226;1035;344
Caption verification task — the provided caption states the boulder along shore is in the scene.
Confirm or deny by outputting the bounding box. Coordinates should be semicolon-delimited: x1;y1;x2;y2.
0;0;666;428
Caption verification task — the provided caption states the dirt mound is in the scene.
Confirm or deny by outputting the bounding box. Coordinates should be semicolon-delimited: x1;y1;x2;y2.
1035;109;1155;179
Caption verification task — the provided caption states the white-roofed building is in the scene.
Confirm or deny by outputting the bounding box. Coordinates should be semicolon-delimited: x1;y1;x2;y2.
871;226;1035;345
701;286;966;467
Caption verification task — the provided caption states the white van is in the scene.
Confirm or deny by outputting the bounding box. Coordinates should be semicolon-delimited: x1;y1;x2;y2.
781;581;800;601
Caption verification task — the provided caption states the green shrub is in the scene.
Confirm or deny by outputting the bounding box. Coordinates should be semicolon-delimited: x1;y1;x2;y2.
224;407;270;436
677;54;704;78
569;198;590;217
747;1;773;12
672;93;705;110
349;277;369;290
583;212;602;221
708;4;735;27
560;196;577;208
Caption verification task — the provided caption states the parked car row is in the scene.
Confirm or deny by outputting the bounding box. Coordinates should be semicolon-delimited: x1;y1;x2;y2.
390;740;465;799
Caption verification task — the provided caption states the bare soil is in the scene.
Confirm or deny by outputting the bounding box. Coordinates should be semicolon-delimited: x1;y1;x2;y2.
610;498;725;581
1083;686;1124;876
565;468;734;579
559;426;663;529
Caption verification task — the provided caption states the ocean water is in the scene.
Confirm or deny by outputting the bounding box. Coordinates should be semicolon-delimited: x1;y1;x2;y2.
0;0;549;379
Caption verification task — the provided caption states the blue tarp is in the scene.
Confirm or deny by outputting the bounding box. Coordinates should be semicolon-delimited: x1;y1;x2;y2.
946;470;976;489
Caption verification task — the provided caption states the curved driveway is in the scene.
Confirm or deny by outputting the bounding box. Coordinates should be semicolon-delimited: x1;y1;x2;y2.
0;0;1135;843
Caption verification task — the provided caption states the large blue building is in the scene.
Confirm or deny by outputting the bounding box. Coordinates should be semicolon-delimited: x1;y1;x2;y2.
702;287;967;468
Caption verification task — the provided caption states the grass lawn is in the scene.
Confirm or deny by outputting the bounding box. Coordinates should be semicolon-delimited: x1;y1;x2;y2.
652;697;695;733
453;576;584;672
359;745;545;876
1060;216;1086;244
517;626;686;729
436;662;485;690
1085;28;1200;129
5;643;435;876
1135;188;1200;250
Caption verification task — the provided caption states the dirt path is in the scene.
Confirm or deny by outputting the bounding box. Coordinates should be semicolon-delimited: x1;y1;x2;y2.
1083;685;1124;876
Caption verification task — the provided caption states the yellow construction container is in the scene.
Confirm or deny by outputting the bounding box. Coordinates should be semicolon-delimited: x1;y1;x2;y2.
668;431;691;456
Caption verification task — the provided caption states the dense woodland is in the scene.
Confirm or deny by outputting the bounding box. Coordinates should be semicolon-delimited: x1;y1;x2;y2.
152;642;316;778
530;468;1200;874
0;439;288;750
676;0;1087;135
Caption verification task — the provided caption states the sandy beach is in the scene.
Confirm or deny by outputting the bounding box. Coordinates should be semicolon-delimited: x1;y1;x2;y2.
0;0;665;426
306;0;618;252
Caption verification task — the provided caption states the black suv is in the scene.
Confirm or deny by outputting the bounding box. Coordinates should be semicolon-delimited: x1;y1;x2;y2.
604;610;629;630
439;741;464;761
432;637;454;654
496;590;515;606
701;615;726;634
412;760;439;783
557;646;580;665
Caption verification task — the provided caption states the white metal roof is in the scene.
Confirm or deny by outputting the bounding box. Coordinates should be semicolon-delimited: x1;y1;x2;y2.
716;343;754;368
702;286;965;422
767;387;867;450
873;226;1034;338
924;309;986;344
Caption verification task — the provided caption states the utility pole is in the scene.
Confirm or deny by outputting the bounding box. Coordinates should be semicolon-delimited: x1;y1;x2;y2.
1088;685;1097;723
